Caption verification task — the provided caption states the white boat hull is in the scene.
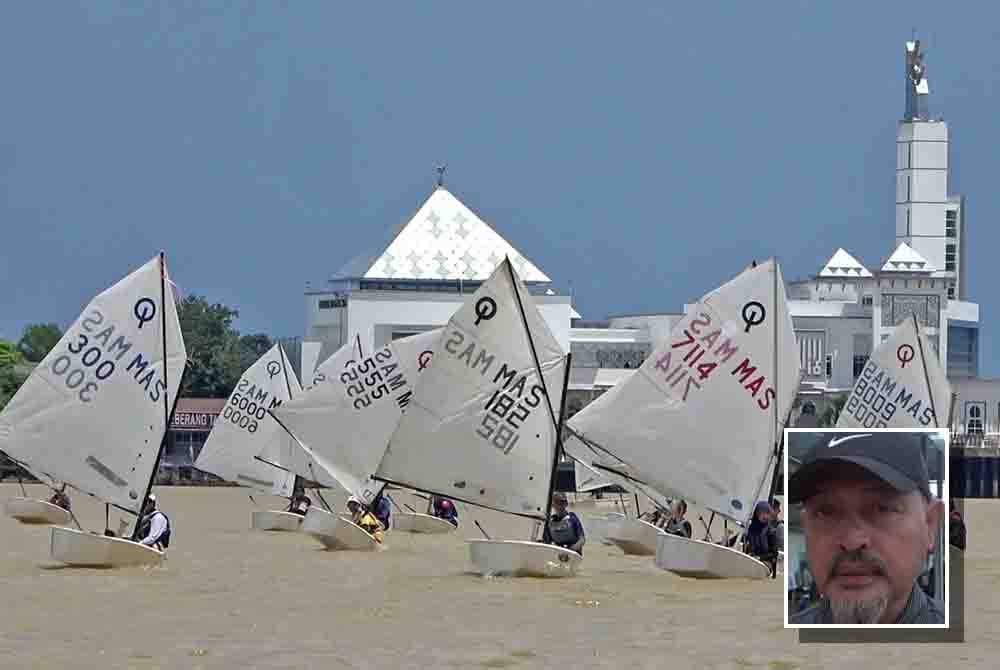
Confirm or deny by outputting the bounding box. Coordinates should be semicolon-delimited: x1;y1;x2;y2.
4;498;72;526
50;526;163;568
467;539;581;578
654;532;771;579
606;518;664;556
300;507;381;551
251;510;304;532
582;512;626;546
392;512;457;534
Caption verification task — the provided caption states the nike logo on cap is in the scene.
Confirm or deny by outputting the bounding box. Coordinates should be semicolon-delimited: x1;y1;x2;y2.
828;434;872;448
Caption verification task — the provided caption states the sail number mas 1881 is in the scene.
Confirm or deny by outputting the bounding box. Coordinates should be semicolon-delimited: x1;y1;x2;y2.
442;329;544;456
340;347;412;411
225;376;285;435
51;307;167;404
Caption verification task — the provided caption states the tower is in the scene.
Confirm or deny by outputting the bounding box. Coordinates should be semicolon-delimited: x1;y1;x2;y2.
895;38;965;300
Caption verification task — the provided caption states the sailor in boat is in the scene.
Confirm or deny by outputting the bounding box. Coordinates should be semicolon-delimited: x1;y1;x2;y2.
541;491;585;556
137;494;172;551
787;432;945;625
371;492;391;531
742;501;779;576
769;498;785;553
949;499;966;551
662;500;693;538
288;494;312;516
48;485;71;512
638;507;666;528
347;496;384;543
429;496;459;527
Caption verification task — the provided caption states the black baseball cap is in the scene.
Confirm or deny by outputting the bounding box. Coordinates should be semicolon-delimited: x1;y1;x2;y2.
788;432;932;504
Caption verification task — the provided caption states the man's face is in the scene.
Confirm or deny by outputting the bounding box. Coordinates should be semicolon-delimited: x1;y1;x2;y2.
553;497;567;513
800;463;942;624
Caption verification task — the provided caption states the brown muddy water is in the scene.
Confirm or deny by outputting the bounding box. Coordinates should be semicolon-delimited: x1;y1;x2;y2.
0;484;995;669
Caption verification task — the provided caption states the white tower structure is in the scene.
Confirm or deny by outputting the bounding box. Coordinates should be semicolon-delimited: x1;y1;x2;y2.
895;38;967;300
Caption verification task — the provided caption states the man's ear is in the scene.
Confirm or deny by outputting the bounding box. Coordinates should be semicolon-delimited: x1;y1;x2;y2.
925;497;944;551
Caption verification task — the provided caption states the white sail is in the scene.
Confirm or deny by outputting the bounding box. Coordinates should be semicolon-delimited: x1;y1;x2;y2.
574;457;610;493
836;313;952;429
0;254;187;514
563;432;674;510
375;258;568;520
568;259;800;523
273;329;441;503
194;343;302;494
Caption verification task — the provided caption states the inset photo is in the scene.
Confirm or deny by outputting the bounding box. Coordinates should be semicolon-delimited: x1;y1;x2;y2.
783;429;949;629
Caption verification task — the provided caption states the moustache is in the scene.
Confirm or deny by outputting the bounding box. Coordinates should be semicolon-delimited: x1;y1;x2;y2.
828;547;889;580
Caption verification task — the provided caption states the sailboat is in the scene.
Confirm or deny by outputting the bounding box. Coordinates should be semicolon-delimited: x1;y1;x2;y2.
568;259;800;579
373;258;579;578
834;312;952;602
193;342;307;532
563;431;676;556
0;253;187;567
835;313;952;431
271;329;441;550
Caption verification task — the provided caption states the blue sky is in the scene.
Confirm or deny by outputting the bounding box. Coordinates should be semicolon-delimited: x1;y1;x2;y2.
1;2;997;374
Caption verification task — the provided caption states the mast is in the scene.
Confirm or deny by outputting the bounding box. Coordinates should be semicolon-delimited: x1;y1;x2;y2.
912;313;940;425
542;353;572;534
277;342;301;500
132;252;186;540
505;258;564;524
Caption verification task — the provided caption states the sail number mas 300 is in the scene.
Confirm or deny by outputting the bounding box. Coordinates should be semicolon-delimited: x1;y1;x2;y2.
52;305;167;405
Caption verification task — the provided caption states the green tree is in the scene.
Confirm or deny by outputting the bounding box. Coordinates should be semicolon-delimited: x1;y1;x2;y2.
176;296;274;397
16;323;62;363
0;339;28;411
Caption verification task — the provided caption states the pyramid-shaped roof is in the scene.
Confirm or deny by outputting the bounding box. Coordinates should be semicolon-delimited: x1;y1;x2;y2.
881;242;935;273
359;187;550;282
818;248;872;278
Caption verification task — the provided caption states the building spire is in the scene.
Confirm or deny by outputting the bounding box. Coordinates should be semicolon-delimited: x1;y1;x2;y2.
905;36;929;121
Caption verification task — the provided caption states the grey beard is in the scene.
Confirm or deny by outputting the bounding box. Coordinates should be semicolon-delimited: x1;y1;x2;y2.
829;596;888;624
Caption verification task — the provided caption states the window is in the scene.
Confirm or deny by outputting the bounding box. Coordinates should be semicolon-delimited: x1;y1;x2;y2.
906;175;911;201
853;355;869;379
966;404;984;435
946;210;957;238
862;295;873;307
945;243;956;272
906;208;911;236
318;297;347;309
948;285;956;300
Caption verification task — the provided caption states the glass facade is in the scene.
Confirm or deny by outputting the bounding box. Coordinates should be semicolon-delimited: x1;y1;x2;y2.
947;325;978;378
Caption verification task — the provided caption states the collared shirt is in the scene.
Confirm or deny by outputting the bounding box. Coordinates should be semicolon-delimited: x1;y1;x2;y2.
789;583;945;624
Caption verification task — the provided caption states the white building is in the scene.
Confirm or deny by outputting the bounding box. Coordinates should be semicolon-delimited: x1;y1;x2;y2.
301;38;986;430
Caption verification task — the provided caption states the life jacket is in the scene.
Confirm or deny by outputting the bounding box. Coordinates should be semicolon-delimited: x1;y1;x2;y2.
140;511;171;549
745;523;773;558
356;512;384;542
547;512;580;546
664;517;692;538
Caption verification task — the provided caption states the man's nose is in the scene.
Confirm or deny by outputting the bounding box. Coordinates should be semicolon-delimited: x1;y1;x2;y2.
835;514;872;551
